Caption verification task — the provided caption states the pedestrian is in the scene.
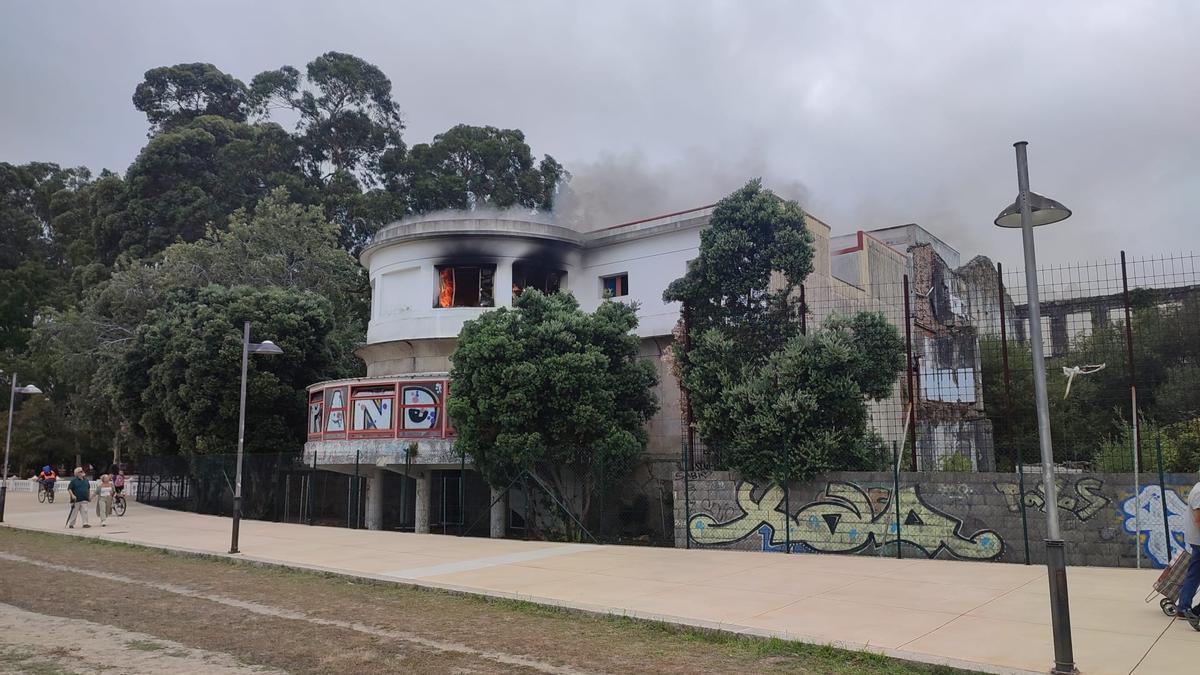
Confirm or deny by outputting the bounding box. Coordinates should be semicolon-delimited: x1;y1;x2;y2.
1179;475;1200;631
95;473;114;527
66;467;91;529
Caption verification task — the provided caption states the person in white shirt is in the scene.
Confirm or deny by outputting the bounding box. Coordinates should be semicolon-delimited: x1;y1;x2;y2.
1179;479;1200;630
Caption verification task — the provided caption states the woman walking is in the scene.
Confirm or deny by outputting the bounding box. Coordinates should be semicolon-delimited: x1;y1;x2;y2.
95;473;115;527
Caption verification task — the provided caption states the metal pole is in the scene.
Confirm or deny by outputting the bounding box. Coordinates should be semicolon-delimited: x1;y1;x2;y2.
902;275;918;470
893;441;902;560
1120;250;1142;570
783;480;791;554
354;448;361;529
1156;431;1172;566
0;372;16;523
459;451;466;535
998;263;1030;565
1013;141;1076;675
230;322;250;554
682;454;692;549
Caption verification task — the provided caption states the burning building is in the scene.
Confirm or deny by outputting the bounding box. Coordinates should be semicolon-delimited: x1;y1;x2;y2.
304;208;992;538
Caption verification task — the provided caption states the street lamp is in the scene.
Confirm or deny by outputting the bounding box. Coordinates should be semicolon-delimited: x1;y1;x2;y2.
1;371;43;523
994;141;1077;675
230;322;283;554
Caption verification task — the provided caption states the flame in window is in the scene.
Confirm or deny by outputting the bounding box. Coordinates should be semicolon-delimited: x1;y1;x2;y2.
439;267;454;308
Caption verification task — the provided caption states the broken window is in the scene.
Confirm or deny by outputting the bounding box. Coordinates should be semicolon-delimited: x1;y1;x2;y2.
436;265;495;308
601;273;629;298
512;262;564;299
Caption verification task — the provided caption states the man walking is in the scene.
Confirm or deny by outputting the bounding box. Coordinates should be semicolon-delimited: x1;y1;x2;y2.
1180;476;1200;630
66;467;91;529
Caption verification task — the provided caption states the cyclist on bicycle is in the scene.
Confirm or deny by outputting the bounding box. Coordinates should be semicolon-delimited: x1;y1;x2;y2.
113;468;125;495
38;465;57;494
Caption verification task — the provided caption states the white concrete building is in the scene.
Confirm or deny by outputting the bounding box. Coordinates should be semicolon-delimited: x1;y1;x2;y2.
304;207;945;537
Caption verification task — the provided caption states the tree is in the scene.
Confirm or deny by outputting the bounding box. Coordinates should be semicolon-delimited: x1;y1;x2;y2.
115;116;306;258
26;190;365;460
133;63;249;133
447;291;658;527
395;124;565;213
250;52;404;182
664;180;902;481
116;285;337;456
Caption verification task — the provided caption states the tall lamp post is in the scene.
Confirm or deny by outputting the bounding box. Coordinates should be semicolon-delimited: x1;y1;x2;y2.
994;141;1077;675
1;372;43;523
229;322;283;554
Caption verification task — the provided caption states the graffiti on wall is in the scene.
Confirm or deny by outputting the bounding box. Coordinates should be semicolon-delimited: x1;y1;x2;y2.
1118;485;1189;567
993;476;1109;521
689;480;1003;560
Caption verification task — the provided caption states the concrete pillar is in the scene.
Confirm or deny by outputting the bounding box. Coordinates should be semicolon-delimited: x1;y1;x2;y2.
490;485;507;538
414;471;431;534
364;468;384;531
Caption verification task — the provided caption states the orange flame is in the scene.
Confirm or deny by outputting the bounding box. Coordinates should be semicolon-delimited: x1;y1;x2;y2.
439;268;454;308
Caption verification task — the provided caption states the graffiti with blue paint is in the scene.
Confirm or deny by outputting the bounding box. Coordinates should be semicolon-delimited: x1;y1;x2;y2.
689;480;1004;560
1118;485;1189;568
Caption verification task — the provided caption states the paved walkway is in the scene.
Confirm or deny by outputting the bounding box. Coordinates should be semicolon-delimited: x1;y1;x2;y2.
3;492;1197;674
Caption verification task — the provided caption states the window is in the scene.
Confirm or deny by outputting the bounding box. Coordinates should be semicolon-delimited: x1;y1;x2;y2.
400;383;444;436
512;262;563;299
308;392;323;436
324;387;347;434
436;265;495;308
351;385;396;435
602;273;629;298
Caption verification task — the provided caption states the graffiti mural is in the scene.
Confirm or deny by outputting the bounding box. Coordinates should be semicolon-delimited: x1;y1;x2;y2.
1118;485;1189;567
994;476;1109;521
689;480;1004;560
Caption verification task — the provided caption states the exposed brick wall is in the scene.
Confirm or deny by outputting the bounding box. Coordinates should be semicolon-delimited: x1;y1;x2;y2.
674;469;1197;569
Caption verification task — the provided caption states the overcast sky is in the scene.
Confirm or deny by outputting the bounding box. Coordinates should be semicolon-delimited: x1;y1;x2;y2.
3;1;1198;267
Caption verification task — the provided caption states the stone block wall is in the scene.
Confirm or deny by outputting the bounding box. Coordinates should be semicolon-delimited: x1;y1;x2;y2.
674;469;1197;569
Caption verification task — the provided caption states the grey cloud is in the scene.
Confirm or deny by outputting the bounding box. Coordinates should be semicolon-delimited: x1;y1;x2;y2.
2;0;1198;267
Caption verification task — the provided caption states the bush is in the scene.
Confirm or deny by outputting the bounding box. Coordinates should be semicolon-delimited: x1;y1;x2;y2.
938;453;973;472
1092;417;1200;473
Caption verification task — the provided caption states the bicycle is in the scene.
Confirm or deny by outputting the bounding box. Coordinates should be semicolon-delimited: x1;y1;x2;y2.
37;481;55;504
113;491;127;516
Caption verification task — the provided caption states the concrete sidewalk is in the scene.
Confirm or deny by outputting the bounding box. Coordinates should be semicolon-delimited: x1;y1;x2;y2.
3;492;1197;674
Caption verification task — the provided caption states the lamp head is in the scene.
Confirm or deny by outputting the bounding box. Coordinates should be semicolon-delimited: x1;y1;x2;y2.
248;340;284;356
16;384;41;395
994;191;1072;228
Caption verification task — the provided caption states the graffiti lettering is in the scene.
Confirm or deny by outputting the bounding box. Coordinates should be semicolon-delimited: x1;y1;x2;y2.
690;481;1003;560
1118;485;1189;568
993;477;1109;521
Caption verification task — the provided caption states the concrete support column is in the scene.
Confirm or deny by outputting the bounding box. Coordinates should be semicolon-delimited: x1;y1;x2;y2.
414;471;431;534
490;485;507;538
364;468;384;531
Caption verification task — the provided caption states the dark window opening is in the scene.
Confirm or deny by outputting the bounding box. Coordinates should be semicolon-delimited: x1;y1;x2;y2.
512;262;564;299
436;265;495;308
602;273;629;298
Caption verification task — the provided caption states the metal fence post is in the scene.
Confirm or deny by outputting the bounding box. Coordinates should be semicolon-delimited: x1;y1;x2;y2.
1120;250;1142;569
893;441;902;560
902;274;919;470
1156;431;1172;567
998;262;1031;565
783;479;791;554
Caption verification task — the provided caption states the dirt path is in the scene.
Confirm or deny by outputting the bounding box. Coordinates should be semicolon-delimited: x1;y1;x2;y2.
0;602;283;675
0;528;972;674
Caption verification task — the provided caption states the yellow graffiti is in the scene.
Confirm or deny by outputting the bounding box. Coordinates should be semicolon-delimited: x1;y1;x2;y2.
690;481;1004;560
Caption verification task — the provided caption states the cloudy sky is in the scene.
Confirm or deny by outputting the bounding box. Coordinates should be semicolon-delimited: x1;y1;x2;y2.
2;1;1198;266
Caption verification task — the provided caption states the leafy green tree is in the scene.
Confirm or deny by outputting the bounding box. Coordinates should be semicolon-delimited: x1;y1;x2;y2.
665;180;902;481
447;291;658;526
117;285;336;456
250;52;404;182
27;190;365;459
133;63;249;133
395;124;565;213
0;162;91;354
114;116;307;258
